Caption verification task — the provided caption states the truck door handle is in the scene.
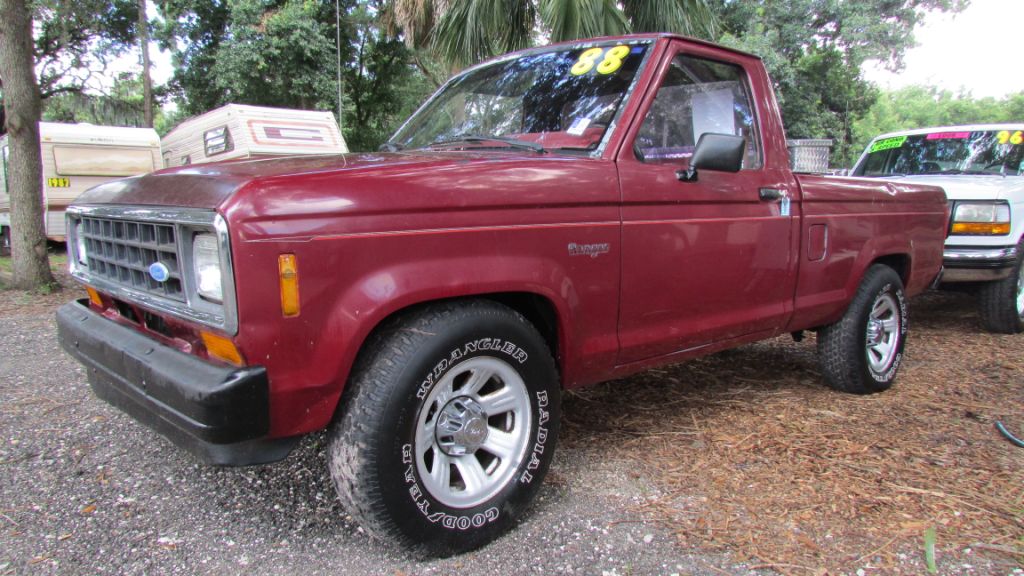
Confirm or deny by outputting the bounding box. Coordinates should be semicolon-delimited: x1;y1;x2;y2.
759;188;785;201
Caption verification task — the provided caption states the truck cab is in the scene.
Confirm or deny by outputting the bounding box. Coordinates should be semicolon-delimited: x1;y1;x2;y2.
852;125;1024;332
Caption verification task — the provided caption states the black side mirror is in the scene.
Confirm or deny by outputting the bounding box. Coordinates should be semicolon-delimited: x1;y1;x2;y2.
676;133;745;182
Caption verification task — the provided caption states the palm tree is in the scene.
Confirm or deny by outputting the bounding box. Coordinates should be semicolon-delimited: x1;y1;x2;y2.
388;0;718;70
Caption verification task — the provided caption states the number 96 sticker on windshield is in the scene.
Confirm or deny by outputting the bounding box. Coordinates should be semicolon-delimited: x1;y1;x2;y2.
996;130;1023;145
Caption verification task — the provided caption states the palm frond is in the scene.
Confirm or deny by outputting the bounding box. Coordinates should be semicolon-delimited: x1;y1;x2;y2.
540;0;629;43
621;0;718;40
433;0;535;68
386;0;452;49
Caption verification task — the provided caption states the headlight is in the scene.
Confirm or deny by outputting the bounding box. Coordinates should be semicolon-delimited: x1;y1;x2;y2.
193;233;223;302
951;202;1011;235
74;222;88;265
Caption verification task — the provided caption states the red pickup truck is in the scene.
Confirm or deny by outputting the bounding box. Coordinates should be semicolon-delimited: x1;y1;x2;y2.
56;34;947;555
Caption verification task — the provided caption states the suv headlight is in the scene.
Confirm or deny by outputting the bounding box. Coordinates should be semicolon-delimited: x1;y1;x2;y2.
193;233;223;302
951;202;1011;235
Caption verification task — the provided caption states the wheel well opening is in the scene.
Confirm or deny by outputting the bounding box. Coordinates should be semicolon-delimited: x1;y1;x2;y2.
872;254;910;285
483;292;560;369
354;292;562;384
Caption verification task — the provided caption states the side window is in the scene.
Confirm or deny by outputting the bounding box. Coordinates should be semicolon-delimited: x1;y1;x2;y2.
635;54;761;168
204;126;233;157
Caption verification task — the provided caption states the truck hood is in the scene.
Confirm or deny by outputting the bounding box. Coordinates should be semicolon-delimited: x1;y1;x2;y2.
73;149;618;240
891;174;1024;202
74;151;505;209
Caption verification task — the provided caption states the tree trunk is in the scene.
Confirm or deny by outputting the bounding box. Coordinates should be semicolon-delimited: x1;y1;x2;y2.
139;0;153;127
0;0;57;290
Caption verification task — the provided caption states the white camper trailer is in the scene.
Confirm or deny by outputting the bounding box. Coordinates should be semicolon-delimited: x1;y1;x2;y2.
0;122;162;247
160;104;347;168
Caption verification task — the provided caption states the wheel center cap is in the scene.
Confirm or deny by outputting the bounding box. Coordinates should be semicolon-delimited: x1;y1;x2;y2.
435;396;489;456
866;319;884;346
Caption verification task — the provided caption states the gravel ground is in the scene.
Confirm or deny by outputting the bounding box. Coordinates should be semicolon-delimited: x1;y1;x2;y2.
0;297;759;576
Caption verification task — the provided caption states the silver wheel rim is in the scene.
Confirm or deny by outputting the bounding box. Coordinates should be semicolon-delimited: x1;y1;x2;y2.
415;356;532;509
1016;265;1024;317
865;293;901;374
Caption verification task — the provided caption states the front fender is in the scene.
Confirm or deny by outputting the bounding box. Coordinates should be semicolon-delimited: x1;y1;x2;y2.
231;224;620;437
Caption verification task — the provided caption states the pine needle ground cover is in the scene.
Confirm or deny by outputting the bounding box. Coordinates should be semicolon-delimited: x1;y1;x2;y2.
562;291;1023;575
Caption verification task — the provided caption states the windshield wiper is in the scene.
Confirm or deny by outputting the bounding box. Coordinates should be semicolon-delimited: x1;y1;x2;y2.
427;134;546;153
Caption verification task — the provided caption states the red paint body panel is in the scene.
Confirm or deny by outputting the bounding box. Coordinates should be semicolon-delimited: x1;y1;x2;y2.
72;35;949;440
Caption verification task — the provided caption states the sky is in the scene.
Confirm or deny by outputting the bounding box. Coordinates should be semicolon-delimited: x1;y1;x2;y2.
861;0;1024;98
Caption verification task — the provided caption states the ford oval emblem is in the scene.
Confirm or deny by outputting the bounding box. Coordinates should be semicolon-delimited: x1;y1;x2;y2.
148;262;170;283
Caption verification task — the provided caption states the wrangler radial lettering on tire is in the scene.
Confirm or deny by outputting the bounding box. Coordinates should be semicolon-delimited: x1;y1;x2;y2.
818;265;908;394
327;301;560;556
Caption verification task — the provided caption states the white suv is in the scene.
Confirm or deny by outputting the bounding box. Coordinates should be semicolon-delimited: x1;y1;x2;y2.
852;124;1024;333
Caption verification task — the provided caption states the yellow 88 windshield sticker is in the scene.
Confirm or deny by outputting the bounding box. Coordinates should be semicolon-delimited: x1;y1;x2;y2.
996;130;1023;145
571;45;629;76
596;45;630;74
570;48;604;75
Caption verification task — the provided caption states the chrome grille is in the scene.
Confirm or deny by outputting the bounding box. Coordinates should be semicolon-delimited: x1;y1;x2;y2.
79;216;185;301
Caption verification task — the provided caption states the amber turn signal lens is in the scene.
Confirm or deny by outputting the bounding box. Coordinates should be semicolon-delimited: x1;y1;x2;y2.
950;222;1011;235
201;331;244;366
86;287;103;308
279;254;300;317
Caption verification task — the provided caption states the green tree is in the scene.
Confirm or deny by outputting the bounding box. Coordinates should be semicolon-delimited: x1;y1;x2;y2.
210;0;340;110
850;86;1024;159
711;0;967;167
155;0;233;116
158;0;432;151
387;0;718;70
43;72;167;128
345;2;433;150
0;0;141;289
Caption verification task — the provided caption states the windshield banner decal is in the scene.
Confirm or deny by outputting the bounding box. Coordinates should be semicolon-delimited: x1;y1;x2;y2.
869;136;908;153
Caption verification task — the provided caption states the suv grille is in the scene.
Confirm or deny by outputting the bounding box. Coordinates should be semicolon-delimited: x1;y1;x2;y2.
79;216;185;301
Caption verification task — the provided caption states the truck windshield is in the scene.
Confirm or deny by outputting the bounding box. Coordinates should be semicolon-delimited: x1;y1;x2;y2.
388;41;651;153
854;129;1024;177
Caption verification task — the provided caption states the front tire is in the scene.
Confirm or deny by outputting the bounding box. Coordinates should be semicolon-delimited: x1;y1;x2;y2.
818;265;908;394
328;301;560;556
977;238;1024;334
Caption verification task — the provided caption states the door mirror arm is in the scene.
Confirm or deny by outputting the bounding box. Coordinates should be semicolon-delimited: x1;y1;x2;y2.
676;168;698;182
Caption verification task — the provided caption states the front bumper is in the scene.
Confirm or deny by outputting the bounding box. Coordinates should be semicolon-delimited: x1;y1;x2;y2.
56;300;298;466
941;245;1019;282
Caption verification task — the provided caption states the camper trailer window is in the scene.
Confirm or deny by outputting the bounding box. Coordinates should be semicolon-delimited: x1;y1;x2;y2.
204;126;234;157
53;145;157;177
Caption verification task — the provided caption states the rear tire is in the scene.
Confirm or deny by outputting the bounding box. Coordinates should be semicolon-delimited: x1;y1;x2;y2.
328;300;560;556
977;238;1024;334
818;265;908;394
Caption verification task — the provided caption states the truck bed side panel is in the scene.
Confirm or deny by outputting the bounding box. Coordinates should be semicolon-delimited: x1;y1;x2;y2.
788;174;946;331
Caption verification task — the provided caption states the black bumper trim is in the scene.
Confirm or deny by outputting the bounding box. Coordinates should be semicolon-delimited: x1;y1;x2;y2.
57;299;298;466
943;259;1016;270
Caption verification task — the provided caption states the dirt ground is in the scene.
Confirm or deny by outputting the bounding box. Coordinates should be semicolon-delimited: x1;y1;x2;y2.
1;265;1021;575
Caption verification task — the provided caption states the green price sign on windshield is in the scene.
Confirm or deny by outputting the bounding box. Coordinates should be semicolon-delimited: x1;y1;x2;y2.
869;136;907;153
